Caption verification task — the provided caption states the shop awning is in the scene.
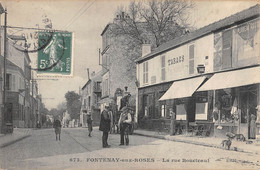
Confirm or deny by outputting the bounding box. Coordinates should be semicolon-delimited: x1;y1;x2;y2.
198;66;260;91
159;76;206;101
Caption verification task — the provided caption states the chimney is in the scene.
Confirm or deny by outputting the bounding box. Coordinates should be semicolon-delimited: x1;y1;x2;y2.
87;68;90;80
142;40;151;57
91;71;95;77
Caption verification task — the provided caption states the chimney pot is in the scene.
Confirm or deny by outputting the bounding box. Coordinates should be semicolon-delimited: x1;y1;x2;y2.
142;42;151;57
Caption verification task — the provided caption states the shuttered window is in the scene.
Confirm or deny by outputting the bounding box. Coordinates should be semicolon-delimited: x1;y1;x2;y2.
189;44;194;74
143;61;148;84
161;55;166;81
6;74;11;90
222;30;232;69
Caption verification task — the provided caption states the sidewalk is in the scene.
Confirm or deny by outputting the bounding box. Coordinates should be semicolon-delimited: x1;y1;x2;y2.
134;129;260;155
0;128;32;148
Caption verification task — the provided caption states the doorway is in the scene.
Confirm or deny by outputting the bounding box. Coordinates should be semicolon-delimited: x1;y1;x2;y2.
239;85;257;139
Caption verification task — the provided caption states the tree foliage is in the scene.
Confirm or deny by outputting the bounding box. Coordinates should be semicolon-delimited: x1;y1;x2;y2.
65;91;81;120
112;0;194;47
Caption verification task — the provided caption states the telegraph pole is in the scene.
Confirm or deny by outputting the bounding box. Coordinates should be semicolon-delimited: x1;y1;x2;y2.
2;8;7;133
0;3;4;133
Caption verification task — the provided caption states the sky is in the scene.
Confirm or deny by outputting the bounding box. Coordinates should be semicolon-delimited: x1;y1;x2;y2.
1;0;258;109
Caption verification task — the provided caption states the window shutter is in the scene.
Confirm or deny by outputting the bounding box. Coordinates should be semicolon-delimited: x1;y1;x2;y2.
189;45;194;59
222;30;232;69
12;75;16;91
189;45;194;74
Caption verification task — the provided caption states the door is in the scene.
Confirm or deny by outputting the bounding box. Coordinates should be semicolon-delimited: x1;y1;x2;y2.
143;95;148;117
239;85;257;139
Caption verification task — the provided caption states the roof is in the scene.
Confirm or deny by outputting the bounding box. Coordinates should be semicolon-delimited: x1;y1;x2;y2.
7;37;31;63
81;70;103;90
0;55;26;77
82;79;91;90
101;24;111;36
136;4;260;63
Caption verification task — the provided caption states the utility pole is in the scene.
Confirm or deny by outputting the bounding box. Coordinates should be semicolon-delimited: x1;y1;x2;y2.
2;8;7;133
31;68;34;128
0;3;4;134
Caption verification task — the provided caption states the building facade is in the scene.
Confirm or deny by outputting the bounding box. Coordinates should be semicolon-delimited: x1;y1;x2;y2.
136;5;260;140
80;71;102;127
4;37;33;128
99;22;138;112
0;31;41;132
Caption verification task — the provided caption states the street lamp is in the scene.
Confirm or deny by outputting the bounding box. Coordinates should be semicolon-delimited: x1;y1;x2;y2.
197;64;205;74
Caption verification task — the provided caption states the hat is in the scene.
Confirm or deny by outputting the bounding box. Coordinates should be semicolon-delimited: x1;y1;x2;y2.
121;106;134;112
121;106;128;112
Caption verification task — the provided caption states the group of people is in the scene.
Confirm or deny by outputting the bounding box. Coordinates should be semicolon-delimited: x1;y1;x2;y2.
99;105;132;148
52;102;133;148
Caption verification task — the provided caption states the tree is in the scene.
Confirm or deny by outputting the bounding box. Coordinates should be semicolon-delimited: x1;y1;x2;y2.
112;0;194;47
105;0;193;79
65;91;81;120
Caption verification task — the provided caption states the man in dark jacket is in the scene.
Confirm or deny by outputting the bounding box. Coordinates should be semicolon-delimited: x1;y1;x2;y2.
53;119;62;141
99;106;111;148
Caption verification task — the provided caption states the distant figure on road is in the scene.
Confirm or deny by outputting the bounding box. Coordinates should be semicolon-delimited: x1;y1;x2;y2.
53;119;62;141
86;111;93;137
99;106;111;148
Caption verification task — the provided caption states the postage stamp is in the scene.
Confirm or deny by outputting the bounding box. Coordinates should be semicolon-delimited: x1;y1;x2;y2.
37;31;73;76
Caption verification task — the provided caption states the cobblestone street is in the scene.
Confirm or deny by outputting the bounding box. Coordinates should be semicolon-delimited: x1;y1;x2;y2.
0;128;259;169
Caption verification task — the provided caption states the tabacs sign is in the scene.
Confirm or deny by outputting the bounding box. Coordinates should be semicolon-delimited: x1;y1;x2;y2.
37;32;72;75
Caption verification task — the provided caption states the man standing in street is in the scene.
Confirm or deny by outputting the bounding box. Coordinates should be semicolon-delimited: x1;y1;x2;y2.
86;111;93;137
53;118;62;141
118;106;132;146
170;108;176;135
99;106;111;148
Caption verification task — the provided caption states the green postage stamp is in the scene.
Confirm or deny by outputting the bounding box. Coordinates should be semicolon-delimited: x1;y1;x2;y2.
37;32;73;76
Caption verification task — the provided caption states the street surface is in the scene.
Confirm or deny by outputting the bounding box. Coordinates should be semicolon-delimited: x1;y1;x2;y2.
0;128;259;170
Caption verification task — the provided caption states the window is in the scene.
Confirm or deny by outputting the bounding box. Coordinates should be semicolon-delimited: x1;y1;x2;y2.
105;79;108;95
222;30;232;69
161;55;166;81
83;99;87;108
143;61;148;84
189;44;194;74
96;82;101;91
161;105;166;117
102;78;109;96
88;96;91;108
6;74;11;90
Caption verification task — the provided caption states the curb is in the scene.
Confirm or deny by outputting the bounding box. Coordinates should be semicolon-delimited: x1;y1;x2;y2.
134;132;257;155
0;135;31;148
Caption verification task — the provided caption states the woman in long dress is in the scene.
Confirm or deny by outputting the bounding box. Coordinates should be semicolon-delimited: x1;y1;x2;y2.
250;113;256;139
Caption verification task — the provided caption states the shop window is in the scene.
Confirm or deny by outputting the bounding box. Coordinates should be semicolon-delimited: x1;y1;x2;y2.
239;85;257;124
161;105;166;117
216;89;236;123
189;44;194;74
161;55;166;81
176;104;187;120
195;91;208;120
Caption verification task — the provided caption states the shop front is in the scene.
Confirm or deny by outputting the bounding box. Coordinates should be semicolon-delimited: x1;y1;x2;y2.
198;66;260;139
